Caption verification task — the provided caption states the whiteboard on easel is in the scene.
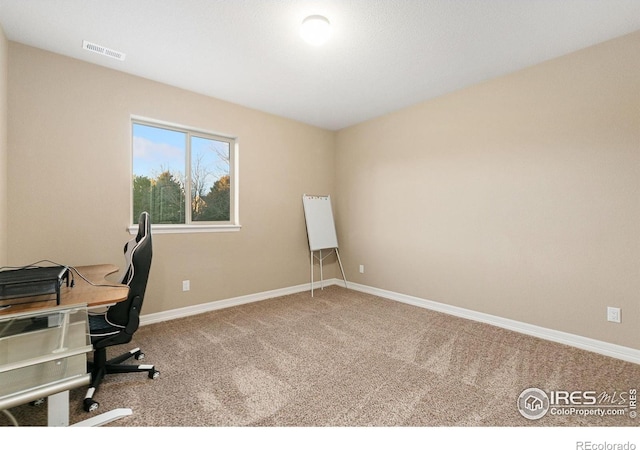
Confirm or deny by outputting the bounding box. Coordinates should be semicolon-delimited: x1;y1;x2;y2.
302;194;338;251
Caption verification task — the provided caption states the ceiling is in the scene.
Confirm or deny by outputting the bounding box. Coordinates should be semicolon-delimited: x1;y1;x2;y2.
1;0;639;131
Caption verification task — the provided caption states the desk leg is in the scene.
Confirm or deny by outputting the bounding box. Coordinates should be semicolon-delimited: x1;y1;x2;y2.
71;408;133;427
48;391;69;427
47;389;132;427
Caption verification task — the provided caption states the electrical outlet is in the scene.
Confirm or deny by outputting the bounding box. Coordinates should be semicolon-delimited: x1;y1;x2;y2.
359;265;365;274
182;280;190;292
607;307;621;323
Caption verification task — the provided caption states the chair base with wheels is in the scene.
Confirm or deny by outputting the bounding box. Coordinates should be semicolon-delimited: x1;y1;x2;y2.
83;346;159;412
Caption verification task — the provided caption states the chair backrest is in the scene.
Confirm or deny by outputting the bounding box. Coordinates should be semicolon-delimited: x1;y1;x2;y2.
106;212;152;327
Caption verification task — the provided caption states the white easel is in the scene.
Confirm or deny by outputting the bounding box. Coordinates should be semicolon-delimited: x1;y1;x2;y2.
302;194;348;297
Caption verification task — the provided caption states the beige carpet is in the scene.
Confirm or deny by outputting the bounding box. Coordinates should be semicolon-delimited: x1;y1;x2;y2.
2;286;639;427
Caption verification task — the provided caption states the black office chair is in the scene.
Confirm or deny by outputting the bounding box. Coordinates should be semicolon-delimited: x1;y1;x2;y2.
83;211;159;413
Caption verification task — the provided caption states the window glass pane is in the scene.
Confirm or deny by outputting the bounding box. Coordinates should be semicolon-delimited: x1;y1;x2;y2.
191;136;230;222
132;123;186;224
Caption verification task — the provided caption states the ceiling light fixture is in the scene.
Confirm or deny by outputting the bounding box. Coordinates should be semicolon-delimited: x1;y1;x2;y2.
300;15;331;46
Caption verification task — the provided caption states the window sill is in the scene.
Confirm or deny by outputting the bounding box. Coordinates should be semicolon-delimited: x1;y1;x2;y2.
128;224;242;235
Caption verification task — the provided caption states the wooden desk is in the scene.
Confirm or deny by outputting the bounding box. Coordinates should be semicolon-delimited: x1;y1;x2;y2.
0;264;131;426
0;264;129;316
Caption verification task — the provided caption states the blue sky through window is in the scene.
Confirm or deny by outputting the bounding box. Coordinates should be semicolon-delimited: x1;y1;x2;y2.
133;123;186;180
133;122;230;193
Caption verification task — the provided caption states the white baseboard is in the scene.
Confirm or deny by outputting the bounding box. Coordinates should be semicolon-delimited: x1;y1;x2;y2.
140;280;329;326
140;278;640;365
346;280;640;365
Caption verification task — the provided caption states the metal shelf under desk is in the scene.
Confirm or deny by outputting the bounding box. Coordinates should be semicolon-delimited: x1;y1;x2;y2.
0;304;92;425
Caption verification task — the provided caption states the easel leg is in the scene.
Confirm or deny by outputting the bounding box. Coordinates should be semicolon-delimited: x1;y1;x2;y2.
320;249;324;291
335;249;348;288
310;250;314;297
310;248;346;297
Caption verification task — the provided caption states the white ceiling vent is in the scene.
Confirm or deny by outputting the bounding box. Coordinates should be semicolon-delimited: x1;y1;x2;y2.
82;40;126;61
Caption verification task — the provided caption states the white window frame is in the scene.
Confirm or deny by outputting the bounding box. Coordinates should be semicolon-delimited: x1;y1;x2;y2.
129;116;240;234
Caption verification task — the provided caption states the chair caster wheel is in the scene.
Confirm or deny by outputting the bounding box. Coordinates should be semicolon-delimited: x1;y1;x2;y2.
83;398;99;412
149;369;160;379
134;351;145;360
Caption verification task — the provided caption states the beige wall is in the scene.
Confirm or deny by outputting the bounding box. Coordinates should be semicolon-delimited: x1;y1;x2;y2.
0;25;7;266
5;31;639;351
335;31;640;349
7;43;335;314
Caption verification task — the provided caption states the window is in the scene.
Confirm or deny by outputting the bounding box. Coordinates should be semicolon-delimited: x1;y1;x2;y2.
131;118;239;233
